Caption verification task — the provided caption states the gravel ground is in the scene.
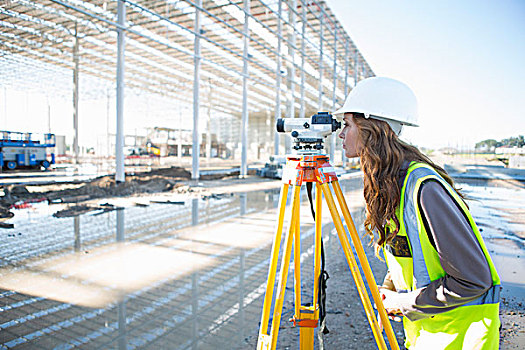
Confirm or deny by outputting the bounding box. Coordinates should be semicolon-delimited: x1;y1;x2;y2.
268;233;406;350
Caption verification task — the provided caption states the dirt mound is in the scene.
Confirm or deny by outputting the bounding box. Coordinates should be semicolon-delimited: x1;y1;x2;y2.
0;166;194;219
142;166;192;178
45;169;187;200
0;207;14;220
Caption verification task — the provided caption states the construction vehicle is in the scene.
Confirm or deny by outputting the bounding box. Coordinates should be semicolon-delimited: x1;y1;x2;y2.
0;131;56;170
257;155;287;179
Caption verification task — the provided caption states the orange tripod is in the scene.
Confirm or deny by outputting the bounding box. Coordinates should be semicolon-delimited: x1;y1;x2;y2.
257;154;399;350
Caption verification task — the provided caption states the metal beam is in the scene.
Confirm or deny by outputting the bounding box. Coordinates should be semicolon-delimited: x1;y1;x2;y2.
285;0;297;155
342;39;349;167
318;8;324;111
299;0;306;119
73;22;80;166
354;49;359;86
274;0;283;156
0;0;375;169
330;25;337;161
206;82;212;162
240;0;250;177
192;0;202;181
115;0;125;183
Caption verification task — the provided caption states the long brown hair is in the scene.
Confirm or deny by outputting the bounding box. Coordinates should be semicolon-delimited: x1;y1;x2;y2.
351;114;462;252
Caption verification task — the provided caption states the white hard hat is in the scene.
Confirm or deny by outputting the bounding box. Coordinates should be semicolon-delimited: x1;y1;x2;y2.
333;77;419;134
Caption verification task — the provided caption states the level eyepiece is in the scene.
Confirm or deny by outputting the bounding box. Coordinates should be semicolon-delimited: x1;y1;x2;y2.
276;118;285;133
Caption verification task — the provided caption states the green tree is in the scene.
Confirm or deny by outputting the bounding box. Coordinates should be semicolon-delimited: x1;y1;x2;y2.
475;139;500;152
500;135;524;147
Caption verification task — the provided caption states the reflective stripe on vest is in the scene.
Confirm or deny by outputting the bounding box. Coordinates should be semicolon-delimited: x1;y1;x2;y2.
401;165;436;289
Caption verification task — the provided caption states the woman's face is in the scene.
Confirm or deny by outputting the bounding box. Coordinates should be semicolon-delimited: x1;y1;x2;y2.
339;113;360;158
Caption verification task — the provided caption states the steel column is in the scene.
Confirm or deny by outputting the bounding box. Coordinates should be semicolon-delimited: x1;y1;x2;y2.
3;87;6;128
354;50;359;86
106;89;110;157
274;0;283;156
73;22;79;166
342;40;349;167
241;0;250;177
299;0;306;119
330;26;337;160
206;83;212;162
318;7;324;111
178;108;183;163
344;41;349;97
115;0;125;182
47;96;51;134
192;0;202;180
285;0;297;154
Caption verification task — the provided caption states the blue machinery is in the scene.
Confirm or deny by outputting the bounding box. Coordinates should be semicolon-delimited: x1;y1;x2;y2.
0;131;56;170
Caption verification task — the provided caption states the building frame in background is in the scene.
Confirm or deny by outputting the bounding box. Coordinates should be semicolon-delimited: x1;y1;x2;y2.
0;0;374;179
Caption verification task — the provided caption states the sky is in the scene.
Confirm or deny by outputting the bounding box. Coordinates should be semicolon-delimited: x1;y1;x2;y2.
324;0;525;149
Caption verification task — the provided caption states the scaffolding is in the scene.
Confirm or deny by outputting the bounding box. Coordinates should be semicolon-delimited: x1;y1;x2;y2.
0;0;374;179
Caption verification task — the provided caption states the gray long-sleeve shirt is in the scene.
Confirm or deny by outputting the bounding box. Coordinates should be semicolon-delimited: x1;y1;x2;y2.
384;171;493;322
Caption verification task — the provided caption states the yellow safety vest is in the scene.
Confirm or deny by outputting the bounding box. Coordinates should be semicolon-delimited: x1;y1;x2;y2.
383;162;501;349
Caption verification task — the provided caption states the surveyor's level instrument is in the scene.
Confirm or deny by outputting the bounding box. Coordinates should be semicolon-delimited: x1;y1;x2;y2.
257;154;399;350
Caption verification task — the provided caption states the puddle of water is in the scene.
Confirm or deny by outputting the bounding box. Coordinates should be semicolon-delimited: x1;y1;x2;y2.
0;178;364;349
4;177;520;349
459;182;525;299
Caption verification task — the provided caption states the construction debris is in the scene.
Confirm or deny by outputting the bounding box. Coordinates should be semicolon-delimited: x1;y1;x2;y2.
0;166;194;219
150;200;185;205
53;205;98;218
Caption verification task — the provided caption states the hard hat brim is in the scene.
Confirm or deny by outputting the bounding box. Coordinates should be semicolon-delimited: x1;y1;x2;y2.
332;108;419;127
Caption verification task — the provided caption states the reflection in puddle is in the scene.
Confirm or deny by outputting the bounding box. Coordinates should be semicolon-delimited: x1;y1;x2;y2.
2;183;360;349
2;179;522;348
460;183;525;298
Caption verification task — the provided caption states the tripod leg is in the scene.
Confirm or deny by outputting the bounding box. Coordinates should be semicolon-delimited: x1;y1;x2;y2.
294;191;301;318
267;185;301;350
296;182;323;350
312;182;322;309
293;190;317;349
320;183;388;350
332;181;400;350
258;184;289;348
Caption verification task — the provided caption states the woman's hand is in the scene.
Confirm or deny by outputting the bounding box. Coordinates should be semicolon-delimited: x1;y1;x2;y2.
380;288;403;316
377;287;403;332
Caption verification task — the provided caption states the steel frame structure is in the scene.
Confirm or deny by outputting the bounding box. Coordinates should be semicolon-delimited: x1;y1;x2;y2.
0;0;374;179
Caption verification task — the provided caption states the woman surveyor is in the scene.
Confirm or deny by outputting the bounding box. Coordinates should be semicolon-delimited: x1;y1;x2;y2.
333;77;501;349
